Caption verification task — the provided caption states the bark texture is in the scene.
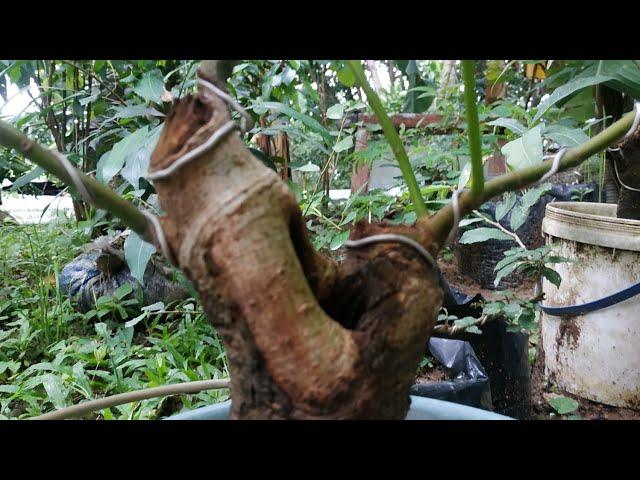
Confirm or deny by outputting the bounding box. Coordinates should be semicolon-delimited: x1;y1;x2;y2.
613;129;640;220
148;84;443;419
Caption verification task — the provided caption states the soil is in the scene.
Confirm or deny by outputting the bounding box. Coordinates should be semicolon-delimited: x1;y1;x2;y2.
415;361;454;384
438;253;536;301
530;340;640;420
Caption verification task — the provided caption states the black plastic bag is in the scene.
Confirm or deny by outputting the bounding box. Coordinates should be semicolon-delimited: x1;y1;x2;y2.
59;249;190;313
457;322;532;419
456;181;599;289
436;276;532;419
410;337;493;411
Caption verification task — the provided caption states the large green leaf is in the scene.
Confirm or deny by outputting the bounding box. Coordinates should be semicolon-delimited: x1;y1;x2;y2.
495;192;517;221
580;60;640;99
42;373;68;409
510;184;551;231
326;103;345;120
10;166;45;190
333;135;353;153
494;261;523;288
532;74;614;123
548;396;579;415
397;60;435;113
124;230;156;285
486;118;527;135
543;124;590;147
252;100;333;145
459;227;514;244
329;230;350;250
133;70;165;104
97;127;150;184
112;105;165;119
121;125;162;188
337;66;356;87
501;126;543;171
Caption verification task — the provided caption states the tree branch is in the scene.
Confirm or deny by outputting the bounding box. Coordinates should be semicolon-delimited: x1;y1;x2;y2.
472;209;526;248
0;119;150;237
424;109;638;248
461;60;484;197
347;60;428;217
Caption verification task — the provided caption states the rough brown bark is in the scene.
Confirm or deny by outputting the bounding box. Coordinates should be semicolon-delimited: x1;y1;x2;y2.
596;85;640;218
148;82;443;419
612;130;640;220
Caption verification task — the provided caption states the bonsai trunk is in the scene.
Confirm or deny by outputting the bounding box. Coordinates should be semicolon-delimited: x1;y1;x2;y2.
148;82;443;419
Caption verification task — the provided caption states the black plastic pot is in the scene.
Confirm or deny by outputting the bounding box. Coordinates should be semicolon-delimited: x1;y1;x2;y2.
437;281;533;419
410;337;492;411
456;182;599;290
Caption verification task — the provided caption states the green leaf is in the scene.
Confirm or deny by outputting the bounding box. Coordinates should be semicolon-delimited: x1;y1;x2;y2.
495;192;516;221
10;166;45;190
295;162;320;173
459;227;514;244
42;374;68;409
458;218;484;227
326;103;345;120
543;124;590;148
133;70;165;104
494;261;523;287
487;118;527;135
337;67;356;87
546;255;571;264
494;248;529;271
457;162;472;190
114;282;134;300
329;230;350;250
533;74;614;123
252;101;333;145
112;105;165;119
501;126;543;171
510;184;551;231
97;127;149;184
542;267;562;287
333;135;353;153
121;125;162;188
124;231;155;285
453;316;478;329
548;396;579;415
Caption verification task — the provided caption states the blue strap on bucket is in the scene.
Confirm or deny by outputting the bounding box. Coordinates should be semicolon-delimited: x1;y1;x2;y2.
540;279;640;316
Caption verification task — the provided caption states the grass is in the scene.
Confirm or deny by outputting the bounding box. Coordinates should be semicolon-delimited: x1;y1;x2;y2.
0;218;229;420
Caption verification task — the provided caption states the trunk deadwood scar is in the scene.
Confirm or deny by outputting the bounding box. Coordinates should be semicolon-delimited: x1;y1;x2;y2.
142;78;255;263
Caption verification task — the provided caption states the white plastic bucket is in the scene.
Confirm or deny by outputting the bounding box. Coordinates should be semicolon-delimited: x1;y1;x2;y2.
541;202;640;409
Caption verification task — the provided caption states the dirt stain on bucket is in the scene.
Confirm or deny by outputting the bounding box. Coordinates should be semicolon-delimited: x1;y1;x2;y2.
555;317;581;363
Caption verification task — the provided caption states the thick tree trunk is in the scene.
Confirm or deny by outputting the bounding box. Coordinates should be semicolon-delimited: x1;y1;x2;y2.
596;85;640;217
148;82;443;419
612;130;640;220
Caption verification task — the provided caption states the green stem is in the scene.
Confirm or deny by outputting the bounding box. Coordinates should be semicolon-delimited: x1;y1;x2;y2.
461;60;484;197
0;119;150;238
347;60;428;217
425;107;637;247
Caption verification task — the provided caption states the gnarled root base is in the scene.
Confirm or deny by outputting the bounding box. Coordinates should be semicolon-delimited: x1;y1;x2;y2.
149;89;443;419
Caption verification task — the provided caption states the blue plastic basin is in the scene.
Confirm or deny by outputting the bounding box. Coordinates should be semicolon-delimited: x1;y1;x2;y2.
167;396;512;420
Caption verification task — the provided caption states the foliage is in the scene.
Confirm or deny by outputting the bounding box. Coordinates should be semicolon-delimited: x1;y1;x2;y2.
0;221;227;419
2;58;638;418
547;395;579;415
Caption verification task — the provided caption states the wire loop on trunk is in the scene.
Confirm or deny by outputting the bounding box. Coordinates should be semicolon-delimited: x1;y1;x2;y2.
344;233;438;273
539;147;568;183
143;77;253;263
